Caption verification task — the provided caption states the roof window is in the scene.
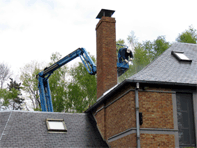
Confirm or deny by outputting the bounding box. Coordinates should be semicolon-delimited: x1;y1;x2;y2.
46;118;67;133
171;51;192;62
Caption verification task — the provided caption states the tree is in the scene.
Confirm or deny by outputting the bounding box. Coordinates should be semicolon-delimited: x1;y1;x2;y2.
116;39;125;51
118;35;170;82
176;25;197;44
143;36;171;60
7;78;24;110
48;52;68;112
20;61;43;110
67;55;97;113
0;88;10;110
20;53;68;112
152;36;171;58
127;31;138;51
0;78;24;110
118;43;151;82
0;63;12;89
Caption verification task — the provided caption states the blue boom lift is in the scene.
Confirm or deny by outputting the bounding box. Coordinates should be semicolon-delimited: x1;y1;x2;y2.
117;44;133;76
37;48;96;112
37;47;131;112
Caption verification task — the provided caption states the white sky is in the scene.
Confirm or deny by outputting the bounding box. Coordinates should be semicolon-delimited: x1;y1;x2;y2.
1;0;197;80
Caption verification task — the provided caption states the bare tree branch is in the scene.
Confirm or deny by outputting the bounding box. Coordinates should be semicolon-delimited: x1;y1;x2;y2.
0;63;12;89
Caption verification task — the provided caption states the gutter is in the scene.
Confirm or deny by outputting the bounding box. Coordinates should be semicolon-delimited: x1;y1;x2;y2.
126;79;197;87
85;78;197;113
135;82;140;148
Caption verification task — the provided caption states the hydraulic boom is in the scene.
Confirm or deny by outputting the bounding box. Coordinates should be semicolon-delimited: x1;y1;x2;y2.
37;48;96;112
37;46;132;112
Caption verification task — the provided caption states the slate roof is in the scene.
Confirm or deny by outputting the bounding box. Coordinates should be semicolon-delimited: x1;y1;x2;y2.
0;111;108;148
128;42;197;86
86;43;197;113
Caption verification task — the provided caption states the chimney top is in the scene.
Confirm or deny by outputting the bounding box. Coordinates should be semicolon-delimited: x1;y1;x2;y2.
96;9;115;19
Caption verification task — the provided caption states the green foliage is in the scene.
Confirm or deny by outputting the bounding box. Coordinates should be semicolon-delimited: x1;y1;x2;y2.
116;39;125;50
153;36;170;56
0;88;10;107
7;78;24;110
19;52;96;113
18;26;197;112
176;25;197;44
118;43;151;82
20;54;67;112
0;78;24;110
48;52;67;112
20;62;42;110
133;43;152;72
67;55;97;113
143;36;171;59
118;35;170;82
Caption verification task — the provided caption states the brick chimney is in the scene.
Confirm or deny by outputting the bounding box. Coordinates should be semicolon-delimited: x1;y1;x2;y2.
96;9;117;99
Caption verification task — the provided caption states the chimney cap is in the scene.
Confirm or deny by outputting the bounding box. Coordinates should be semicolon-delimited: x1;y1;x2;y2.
96;9;115;19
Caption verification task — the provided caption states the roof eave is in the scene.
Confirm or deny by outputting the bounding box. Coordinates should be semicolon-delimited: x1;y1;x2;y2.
85;79;131;113
127;79;197;87
85;79;197;113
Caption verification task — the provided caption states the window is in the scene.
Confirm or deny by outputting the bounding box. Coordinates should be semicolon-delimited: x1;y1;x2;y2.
171;51;192;62
176;93;196;147
46;118;67;132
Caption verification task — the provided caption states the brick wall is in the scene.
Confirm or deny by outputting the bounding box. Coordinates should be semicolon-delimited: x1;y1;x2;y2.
139;91;174;129
96;16;117;99
109;134;136;148
141;134;175;148
106;91;135;139
93;86;175;147
109;133;175;148
94;104;105;139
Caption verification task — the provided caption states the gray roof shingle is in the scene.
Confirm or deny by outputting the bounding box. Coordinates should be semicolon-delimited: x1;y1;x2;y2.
128;42;197;85
0;111;108;148
86;43;197;113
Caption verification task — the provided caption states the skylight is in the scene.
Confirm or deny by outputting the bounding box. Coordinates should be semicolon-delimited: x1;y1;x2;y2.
171;51;192;62
46;119;67;132
175;52;189;60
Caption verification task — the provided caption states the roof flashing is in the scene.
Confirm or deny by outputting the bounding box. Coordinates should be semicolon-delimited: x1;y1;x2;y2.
171;51;192;62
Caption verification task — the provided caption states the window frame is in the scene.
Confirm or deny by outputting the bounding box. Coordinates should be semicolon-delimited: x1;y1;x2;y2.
176;93;196;147
46;118;67;133
171;51;192;62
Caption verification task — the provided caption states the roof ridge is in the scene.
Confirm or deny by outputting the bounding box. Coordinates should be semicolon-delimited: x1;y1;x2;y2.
0;110;87;115
175;42;197;46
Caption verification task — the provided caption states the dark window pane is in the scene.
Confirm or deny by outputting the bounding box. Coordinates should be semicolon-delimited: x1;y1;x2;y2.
182;112;189;127
182;129;190;144
176;93;196;146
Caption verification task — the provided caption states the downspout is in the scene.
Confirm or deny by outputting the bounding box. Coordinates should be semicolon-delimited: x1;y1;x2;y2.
135;82;140;148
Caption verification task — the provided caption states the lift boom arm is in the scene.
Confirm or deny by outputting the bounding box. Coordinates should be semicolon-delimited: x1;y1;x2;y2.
37;48;96;112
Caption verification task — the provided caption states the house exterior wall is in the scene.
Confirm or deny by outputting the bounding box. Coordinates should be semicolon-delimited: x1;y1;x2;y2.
94;104;106;139
106;90;135;139
109;134;136;147
93;85;177;147
140;134;175;148
139;90;174;129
